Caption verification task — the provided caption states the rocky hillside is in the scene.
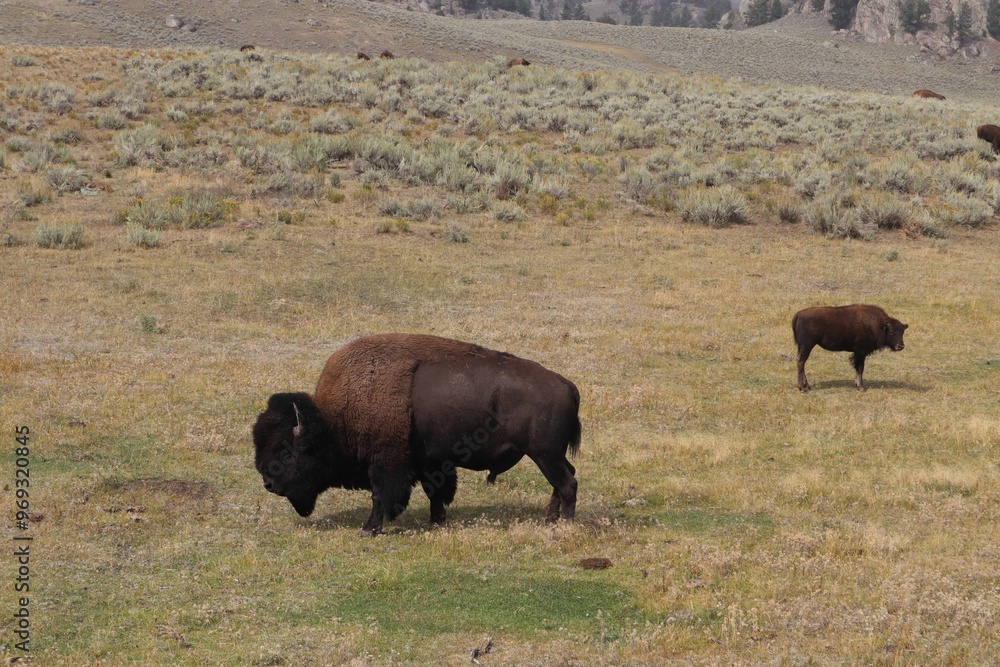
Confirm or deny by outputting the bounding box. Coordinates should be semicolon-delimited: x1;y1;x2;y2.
852;0;993;58
738;0;999;59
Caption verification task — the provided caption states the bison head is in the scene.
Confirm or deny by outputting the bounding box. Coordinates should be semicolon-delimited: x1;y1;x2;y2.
882;318;908;351
252;392;332;517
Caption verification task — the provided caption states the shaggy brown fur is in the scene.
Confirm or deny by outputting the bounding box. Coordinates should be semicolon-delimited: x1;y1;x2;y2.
507;57;530;67
912;89;945;100
379;50;394;59
356;51;370;61
254;334;581;536
792;305;908;391
239;44;256;52
977;124;1000;153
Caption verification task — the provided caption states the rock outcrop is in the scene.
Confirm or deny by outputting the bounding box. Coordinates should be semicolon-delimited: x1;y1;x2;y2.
854;0;991;56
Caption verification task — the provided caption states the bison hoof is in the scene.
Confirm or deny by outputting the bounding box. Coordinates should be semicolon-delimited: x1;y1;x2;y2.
358;527;381;538
798;385;810;392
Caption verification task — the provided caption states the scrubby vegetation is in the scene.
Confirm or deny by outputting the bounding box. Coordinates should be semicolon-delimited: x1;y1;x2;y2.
2;45;995;246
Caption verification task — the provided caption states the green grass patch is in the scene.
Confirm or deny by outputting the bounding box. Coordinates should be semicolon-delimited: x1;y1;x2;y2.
314;564;639;638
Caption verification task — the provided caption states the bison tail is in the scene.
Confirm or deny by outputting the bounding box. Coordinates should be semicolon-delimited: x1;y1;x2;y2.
568;415;581;458
566;380;582;457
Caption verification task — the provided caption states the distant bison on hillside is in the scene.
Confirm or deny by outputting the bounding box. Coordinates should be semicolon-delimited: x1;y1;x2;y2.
912;89;945;100
380;50;395;59
508;57;530;67
977;124;1000;153
253;334;581;536
356;51;371;61
792;305;908;391
239;44;256;52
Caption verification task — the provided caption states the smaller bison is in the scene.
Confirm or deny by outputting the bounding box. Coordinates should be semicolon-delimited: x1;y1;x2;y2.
239;44;256;52
356;51;371;61
793;305;908;391
977;124;1000;153
508;57;530;67
380;50;395;59
912;89;945;100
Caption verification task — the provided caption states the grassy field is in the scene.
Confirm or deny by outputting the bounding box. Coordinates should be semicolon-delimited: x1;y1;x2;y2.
0;44;998;665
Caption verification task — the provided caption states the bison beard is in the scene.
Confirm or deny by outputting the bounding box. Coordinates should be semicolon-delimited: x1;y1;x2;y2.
792;304;908;391
253;334;581;536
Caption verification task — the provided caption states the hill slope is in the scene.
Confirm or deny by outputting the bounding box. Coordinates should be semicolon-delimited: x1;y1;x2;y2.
3;0;1000;100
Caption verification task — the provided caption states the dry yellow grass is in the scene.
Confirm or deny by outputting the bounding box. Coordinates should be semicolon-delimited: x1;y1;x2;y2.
0;43;997;665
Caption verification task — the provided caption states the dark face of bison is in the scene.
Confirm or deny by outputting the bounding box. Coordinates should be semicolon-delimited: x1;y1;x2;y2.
253;393;331;517
883;319;908;351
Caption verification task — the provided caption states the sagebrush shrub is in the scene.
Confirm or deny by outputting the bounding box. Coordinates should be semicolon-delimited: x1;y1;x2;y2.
938;194;994;228
678;186;752;228
45;167;87;193
858;193;910;230
33;223;84;249
492;201;525;222
126;223;162;248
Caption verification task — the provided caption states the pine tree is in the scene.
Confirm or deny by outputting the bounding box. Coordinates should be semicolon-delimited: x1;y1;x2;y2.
770;0;784;21
899;0;931;34
988;0;1000;40
745;0;771;27
828;0;857;30
701;0;726;28
810;0;824;10
561;0;573;19
649;0;673;26
956;2;975;45
571;0;590;20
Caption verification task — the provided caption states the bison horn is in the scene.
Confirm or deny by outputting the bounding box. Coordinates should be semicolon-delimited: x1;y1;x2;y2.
292;402;305;438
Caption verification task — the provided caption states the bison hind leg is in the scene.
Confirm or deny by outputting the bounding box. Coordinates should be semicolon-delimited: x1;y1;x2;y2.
796;342;814;391
532;455;578;523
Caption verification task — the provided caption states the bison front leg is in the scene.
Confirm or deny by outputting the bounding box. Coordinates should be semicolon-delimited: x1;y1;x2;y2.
796;344;813;391
851;353;868;391
360;465;413;537
419;467;457;526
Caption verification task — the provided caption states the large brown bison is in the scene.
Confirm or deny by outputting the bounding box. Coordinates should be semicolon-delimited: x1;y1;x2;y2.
792;305;908;391
253;334;581;536
356;51;371;61
508;57;531;67
379;50;395;59
912;89;945;100
977;124;1000;153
